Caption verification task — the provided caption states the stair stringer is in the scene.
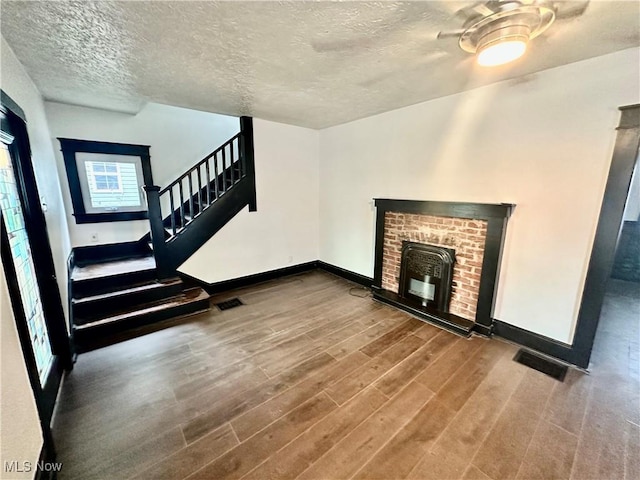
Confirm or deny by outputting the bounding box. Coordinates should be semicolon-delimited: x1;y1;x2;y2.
160;175;254;272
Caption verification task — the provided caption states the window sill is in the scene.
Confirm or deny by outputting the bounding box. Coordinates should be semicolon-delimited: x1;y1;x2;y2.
73;211;148;224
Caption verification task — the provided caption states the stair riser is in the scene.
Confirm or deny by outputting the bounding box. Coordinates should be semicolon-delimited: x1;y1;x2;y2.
73;282;185;324
73;299;211;352
72;269;158;298
73;242;151;267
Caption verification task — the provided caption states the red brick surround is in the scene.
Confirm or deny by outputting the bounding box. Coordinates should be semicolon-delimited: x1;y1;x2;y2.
382;212;488;320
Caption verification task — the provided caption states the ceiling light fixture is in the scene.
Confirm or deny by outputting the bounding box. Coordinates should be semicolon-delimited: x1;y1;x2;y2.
439;2;557;68
475;25;530;67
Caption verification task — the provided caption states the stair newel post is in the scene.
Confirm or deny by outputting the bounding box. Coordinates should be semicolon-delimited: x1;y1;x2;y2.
144;185;172;279
240;116;257;211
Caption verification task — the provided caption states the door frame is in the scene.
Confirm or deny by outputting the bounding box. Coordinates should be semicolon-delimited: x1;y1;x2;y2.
571;104;640;367
0;90;72;426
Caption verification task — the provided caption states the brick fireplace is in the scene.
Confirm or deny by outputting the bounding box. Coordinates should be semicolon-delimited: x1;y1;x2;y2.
373;199;513;336
383;212;488;321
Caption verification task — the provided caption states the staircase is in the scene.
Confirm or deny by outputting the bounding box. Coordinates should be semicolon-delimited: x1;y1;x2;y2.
68;117;256;351
69;249;210;352
146;116;256;278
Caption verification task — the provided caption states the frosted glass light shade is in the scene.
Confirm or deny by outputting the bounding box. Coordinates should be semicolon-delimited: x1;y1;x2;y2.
477;39;527;67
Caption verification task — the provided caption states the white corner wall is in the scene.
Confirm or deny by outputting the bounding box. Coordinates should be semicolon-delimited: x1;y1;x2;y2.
1;38;71;314
44;101;240;247
318;47;640;344
179;119;319;282
0;262;43;480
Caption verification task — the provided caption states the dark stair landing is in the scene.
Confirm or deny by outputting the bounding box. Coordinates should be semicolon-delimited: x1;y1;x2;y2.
70;254;210;352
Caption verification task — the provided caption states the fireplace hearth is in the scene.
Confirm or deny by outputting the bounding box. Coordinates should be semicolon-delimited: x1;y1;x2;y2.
399;241;455;312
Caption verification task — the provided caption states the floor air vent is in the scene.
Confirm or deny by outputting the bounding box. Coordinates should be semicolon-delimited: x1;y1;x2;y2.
513;349;568;382
215;297;244;311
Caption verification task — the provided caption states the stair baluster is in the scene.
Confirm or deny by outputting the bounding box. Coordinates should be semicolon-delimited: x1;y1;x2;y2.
230;141;235;184
179;181;185;229
197;165;203;212
188;174;194;217
221;147;227;193
205;159;212;206
213;151;220;199
169;189;176;236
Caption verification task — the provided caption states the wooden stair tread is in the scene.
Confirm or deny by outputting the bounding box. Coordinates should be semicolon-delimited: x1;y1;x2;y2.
71;255;156;282
72;278;182;305
74;288;209;330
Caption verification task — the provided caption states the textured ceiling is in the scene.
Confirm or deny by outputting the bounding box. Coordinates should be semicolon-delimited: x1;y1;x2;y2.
1;1;639;128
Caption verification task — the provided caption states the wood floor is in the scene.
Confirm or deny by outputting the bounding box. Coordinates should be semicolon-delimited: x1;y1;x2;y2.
52;271;640;480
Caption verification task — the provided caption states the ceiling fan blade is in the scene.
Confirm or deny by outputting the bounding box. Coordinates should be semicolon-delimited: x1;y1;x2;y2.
359;51;451;88
455;2;482;20
554;1;590;21
471;3;499;17
455;1;500;21
437;29;466;39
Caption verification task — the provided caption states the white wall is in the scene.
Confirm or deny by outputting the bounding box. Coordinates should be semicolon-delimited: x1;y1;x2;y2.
0;262;43;480
1;38;71;316
44;101;240;246
319;47;640;344
179;119;320;282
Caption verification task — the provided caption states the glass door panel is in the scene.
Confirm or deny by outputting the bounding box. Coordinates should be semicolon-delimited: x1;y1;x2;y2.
0;143;53;384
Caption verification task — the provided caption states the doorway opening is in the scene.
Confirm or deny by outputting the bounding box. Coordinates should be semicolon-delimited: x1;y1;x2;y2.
591;147;640;370
572;105;640;368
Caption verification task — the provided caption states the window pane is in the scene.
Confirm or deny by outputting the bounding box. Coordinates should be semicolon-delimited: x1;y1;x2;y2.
106;176;120;190
91;162;106;173
0;144;53;385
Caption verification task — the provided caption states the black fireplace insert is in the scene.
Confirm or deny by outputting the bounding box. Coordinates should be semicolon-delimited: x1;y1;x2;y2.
399;241;456;312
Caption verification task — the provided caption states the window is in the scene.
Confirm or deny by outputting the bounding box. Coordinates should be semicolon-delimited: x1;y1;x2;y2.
87;161;122;193
81;157;143;212
77;154;144;213
59;139;153;223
